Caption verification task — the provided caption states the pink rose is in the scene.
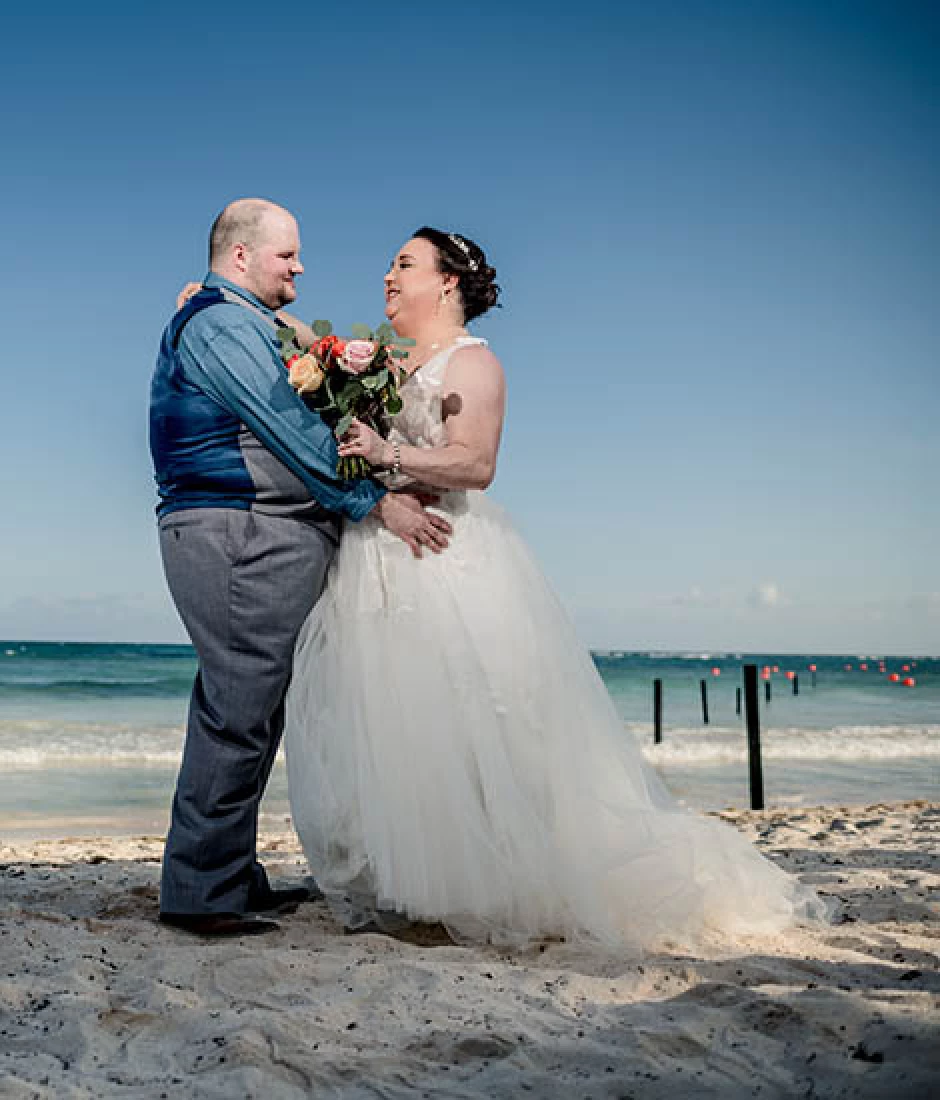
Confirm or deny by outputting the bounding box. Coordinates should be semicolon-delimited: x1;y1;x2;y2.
339;339;376;374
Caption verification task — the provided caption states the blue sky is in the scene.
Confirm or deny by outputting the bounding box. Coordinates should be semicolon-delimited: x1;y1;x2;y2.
0;0;937;653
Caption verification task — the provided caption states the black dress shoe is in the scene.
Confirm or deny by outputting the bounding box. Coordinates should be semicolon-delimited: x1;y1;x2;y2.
159;912;280;937
246;884;319;914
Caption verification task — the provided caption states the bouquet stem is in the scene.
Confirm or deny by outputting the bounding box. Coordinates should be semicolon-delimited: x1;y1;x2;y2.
338;456;371;481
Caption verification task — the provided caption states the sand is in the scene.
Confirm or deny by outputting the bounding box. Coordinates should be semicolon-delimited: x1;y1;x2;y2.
1;802;938;1099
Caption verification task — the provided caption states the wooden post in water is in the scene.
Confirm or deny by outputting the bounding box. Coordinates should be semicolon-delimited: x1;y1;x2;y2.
764;680;772;704
700;679;709;725
793;674;799;696
811;669;817;688
736;686;742;716
653;678;663;744
743;664;765;810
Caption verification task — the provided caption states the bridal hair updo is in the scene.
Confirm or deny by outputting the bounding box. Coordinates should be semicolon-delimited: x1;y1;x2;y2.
413;227;501;322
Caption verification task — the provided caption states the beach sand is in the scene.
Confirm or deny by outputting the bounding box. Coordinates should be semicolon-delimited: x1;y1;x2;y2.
1;802;937;1098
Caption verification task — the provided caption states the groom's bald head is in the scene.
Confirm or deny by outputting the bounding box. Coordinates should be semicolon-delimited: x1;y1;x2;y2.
209;199;290;268
209;198;303;310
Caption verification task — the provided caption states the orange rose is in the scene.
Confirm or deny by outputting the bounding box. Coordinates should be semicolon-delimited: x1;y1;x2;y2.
288;353;326;395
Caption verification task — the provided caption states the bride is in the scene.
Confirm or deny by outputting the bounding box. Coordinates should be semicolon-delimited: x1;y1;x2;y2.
284;227;828;948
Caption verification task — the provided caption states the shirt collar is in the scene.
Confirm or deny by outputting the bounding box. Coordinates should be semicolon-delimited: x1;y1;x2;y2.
203;273;277;318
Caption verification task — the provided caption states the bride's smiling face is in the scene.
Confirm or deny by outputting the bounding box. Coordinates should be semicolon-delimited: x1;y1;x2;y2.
384;237;456;336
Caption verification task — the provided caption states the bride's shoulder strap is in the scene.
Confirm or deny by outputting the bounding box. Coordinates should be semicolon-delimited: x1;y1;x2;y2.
444;336;488;360
424;337;487;381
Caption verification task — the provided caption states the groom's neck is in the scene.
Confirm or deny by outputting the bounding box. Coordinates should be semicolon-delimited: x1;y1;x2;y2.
212;264;250;291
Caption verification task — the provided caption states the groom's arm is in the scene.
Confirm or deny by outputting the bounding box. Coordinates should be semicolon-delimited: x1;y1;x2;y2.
178;307;384;521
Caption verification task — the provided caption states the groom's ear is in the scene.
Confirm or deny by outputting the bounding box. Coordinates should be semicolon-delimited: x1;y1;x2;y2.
231;241;250;273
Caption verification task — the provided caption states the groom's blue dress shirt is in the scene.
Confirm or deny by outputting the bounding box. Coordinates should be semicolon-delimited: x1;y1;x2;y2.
150;273;384;525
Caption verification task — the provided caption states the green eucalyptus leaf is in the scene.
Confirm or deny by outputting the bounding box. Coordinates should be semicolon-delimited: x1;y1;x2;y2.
394;336;416;348
335;412;353;437
374;323;395;344
311;319;333;338
385;394;403;415
350;323;372;340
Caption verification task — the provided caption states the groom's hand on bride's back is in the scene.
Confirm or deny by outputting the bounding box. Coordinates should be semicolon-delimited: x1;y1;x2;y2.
176;282;204;310
376;493;452;558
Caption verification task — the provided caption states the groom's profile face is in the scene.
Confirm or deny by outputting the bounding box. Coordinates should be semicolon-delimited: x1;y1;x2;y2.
241;211;303;311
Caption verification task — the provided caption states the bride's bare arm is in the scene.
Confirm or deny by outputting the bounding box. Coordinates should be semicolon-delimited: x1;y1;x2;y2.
339;346;506;490
275;312;317;348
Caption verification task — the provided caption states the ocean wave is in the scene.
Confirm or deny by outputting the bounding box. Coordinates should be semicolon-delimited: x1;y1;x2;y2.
0;677;192;698
635;724;940;765
0;747;184;769
0;721;185;769
2;719;937;771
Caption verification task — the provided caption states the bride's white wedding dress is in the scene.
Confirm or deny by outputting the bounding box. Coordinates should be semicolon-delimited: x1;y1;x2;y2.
285;338;826;948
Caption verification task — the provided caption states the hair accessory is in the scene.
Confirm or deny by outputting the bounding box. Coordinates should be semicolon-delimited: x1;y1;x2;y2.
447;233;479;272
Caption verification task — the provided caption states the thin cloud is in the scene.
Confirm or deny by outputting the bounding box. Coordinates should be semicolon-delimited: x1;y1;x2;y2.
748;582;782;609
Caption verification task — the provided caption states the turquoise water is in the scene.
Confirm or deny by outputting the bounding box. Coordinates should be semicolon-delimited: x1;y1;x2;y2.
1;642;938;836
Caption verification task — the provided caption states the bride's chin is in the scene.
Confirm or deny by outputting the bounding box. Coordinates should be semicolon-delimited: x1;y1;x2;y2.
385;310;413;339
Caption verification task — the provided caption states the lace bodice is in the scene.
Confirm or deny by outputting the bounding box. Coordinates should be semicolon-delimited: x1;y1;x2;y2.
379;337;486;490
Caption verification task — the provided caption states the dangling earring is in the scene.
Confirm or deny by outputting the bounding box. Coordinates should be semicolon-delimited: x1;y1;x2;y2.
438;287;448;307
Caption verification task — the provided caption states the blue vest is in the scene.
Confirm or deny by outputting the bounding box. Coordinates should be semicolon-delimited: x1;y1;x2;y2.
149;290;338;530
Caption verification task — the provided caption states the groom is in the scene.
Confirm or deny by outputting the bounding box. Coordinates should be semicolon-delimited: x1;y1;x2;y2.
150;198;450;936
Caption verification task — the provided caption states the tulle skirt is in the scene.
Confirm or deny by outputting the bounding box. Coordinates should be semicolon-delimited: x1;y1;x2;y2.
285;490;828;949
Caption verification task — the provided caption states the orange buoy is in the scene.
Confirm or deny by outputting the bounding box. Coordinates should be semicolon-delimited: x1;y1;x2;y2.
772;665;779;673
845;664;852;671
902;665;910;672
888;673;900;683
711;667;721;677
785;670;795;680
860;663;868;671
902;677;916;687
808;664;817;672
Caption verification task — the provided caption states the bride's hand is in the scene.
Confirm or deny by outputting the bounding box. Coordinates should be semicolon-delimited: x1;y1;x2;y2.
338;419;388;466
375;492;452;557
176;281;203;310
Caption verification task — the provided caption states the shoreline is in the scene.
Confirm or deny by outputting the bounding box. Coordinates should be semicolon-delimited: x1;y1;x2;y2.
0;794;936;845
1;801;938;1097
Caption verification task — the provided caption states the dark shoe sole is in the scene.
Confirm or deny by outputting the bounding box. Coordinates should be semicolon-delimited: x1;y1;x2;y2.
159;913;280;937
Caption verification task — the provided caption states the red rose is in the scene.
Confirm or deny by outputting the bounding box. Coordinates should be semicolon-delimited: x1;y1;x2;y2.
315;335;346;363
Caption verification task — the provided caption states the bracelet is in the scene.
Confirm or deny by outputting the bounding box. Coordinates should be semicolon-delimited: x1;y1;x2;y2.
390;441;402;475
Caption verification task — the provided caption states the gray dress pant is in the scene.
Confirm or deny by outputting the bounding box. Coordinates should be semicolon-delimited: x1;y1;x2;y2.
157;507;336;915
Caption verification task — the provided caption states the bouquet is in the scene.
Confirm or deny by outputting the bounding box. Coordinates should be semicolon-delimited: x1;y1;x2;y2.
279;320;413;480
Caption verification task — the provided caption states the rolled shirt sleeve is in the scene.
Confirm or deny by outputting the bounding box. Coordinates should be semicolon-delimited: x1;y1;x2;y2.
179;307;384;522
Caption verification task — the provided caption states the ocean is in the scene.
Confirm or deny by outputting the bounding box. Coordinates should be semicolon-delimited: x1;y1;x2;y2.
1;642;937;837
